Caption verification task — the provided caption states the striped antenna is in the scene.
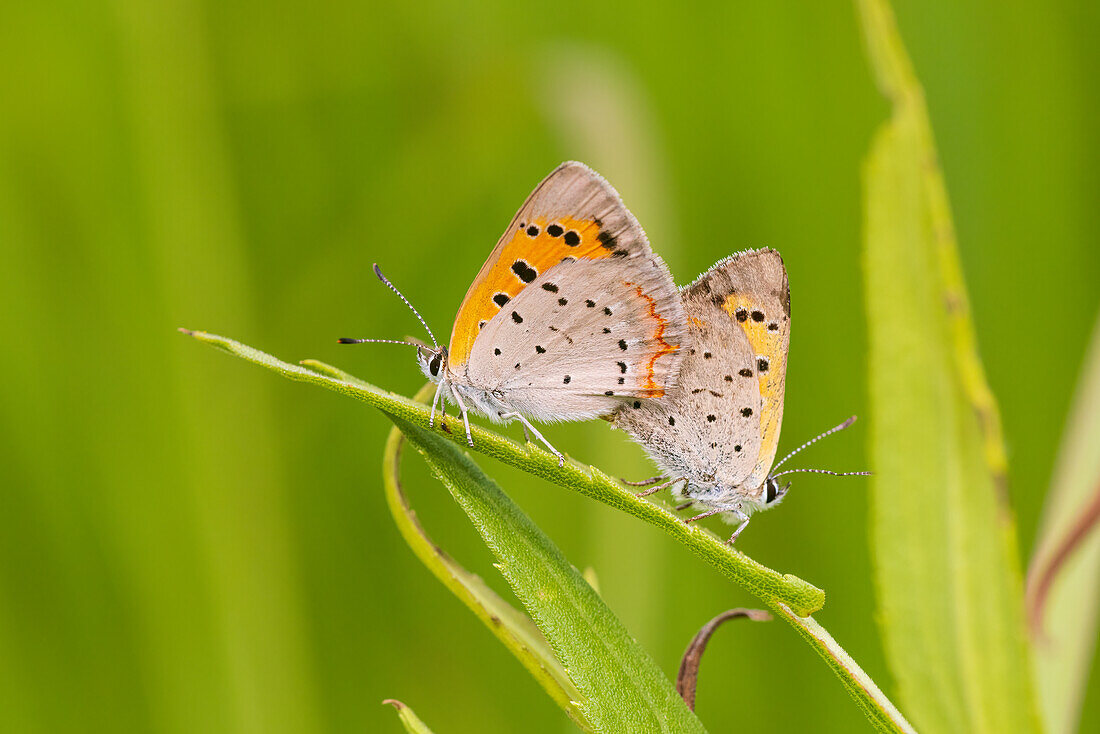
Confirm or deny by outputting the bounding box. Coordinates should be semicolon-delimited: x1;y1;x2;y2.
771;415;858;472
770;468;872;479
371;263;439;349
337;337;420;346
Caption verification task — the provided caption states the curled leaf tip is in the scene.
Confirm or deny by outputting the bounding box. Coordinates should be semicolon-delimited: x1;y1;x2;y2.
676;608;772;711
382;698;406;710
177;327;195;335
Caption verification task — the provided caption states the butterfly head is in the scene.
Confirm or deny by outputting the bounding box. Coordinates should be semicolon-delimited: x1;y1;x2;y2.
416;345;448;383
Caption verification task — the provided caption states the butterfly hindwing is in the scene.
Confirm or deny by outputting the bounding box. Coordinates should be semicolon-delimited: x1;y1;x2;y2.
448;162;660;369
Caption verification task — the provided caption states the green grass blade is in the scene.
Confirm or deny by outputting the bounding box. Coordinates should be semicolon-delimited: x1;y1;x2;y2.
380;383;590;730
775;606;916;734
1026;311;1100;734
857;1;1042;732
383;700;437;734
180;328;825;616
390;413;706;732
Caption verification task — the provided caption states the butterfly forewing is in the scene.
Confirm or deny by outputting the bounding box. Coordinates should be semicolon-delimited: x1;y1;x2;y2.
713;249;790;487
464;257;685;422
448;162;661;369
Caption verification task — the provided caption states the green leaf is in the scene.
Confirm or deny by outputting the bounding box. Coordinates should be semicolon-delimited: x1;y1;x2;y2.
383;699;436;734
389;411;706;732
1027;311;1100;734
378;380;589;730
180;328;825;616
857;1;1042;733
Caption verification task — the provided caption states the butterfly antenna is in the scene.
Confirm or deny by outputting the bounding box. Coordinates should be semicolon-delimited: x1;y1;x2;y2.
770;468;872;479
372;263;440;349
337;337;421;346
771;415;858;472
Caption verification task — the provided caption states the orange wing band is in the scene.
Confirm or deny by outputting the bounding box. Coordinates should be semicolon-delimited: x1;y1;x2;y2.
631;282;678;397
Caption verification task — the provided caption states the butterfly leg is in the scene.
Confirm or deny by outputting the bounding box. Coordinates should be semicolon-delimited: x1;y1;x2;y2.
635;477;680;498
675;501;695;512
622;476;667;487
685;507;725;524
448;385;475;447
429;379;447;429
726;510;751;546
499;412;565;467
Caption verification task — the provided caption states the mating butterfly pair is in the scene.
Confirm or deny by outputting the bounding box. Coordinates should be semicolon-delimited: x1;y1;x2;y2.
343;163;866;543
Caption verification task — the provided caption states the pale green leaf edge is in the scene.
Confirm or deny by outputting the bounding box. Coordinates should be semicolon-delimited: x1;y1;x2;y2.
377;380;590;730
179;328;825;616
383;699;436;734
777;605;916;733
391;412;706;732
1027;311;1100;734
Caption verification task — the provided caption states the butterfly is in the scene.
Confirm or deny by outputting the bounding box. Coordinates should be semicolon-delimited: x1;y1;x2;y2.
342;162;689;466
612;248;867;542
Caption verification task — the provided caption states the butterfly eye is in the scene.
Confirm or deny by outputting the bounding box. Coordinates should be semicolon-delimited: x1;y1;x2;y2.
766;479;779;504
428;353;442;377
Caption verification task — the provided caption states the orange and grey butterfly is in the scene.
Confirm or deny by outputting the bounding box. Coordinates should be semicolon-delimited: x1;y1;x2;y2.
614;248;868;542
612;249;791;541
350;162;688;466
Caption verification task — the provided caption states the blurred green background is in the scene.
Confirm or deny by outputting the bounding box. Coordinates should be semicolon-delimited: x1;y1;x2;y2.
1;1;1098;731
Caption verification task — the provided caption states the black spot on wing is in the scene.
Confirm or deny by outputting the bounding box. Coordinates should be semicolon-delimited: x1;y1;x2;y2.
541;282;559;293
597;230;618;251
511;260;537;283
493;292;510;306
